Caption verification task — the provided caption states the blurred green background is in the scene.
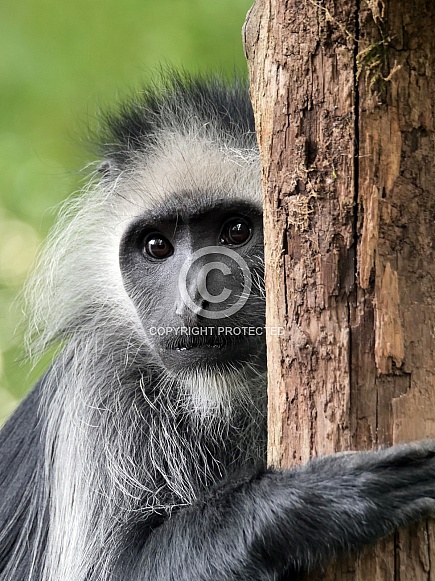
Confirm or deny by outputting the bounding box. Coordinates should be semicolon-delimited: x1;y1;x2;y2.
0;0;253;424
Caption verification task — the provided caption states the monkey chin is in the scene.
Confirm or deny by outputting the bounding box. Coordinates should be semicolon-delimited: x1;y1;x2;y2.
151;342;267;423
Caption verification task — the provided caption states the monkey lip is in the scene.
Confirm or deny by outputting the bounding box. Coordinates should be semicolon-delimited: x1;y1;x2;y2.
156;333;257;371
166;334;228;351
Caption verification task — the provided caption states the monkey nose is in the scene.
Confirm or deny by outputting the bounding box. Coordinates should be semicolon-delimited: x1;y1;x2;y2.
175;278;209;321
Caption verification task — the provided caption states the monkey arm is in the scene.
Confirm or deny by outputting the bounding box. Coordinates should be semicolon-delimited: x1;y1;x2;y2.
125;442;435;581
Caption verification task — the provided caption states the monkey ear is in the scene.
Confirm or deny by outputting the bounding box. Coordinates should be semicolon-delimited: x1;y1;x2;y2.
97;159;115;176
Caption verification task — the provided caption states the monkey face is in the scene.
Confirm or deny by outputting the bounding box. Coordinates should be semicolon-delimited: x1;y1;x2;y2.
119;198;266;375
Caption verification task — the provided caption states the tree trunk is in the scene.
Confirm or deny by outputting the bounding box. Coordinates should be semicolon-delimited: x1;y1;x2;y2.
243;0;435;579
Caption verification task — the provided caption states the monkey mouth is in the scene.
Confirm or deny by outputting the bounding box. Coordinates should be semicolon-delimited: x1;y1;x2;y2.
166;334;228;351
154;328;265;373
155;330;258;372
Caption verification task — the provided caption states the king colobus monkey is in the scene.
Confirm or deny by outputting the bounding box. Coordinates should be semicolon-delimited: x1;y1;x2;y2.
0;75;435;581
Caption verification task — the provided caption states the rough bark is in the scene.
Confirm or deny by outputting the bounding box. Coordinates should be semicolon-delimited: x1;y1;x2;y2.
244;0;435;579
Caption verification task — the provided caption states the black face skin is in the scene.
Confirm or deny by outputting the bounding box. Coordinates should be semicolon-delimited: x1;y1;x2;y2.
119;199;266;374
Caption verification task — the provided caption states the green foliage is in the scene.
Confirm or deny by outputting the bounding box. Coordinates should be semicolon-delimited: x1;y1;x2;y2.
0;0;252;422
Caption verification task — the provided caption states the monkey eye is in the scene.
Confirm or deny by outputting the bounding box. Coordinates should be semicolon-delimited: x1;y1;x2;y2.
220;218;252;246
143;233;174;259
